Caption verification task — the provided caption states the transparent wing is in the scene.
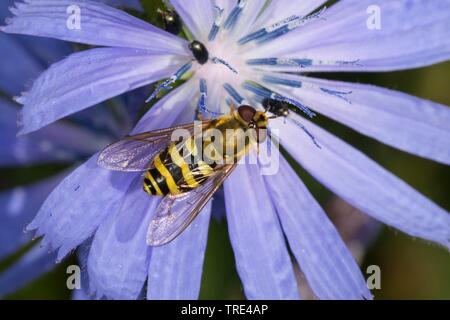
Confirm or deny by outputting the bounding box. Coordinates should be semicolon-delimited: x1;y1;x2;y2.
97;122;211;172
147;164;237;246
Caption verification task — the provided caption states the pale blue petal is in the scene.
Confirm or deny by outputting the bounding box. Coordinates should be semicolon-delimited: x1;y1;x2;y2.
103;0;142;11
268;74;450;165
85;81;196;299
2;0;189;55
170;0;215;42
87;189;158;299
248;0;450;72
264;154;371;300
254;0;327;30
229;0;267;40
0;98;110;166
27;154;136;262
72;287;92;300
131;81;196;135
224;163;300;299
271;114;450;248
147;202;211;300
17;47;187;134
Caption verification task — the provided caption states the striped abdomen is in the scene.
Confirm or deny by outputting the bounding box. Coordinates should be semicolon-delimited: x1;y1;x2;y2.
143;141;215;196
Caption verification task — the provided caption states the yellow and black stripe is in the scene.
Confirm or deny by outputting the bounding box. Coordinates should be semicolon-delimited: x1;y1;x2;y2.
143;141;216;196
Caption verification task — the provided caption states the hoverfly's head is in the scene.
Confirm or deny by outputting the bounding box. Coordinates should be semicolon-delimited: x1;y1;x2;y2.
236;105;269;144
236;105;269;143
237;105;267;129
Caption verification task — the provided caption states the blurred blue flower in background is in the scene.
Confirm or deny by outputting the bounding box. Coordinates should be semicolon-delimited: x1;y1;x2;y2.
1;0;450;300
0;0;143;298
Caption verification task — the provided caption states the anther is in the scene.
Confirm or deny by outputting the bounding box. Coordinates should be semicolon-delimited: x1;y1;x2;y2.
197;79;224;119
223;83;245;104
146;62;192;103
239;7;326;45
247;58;362;68
223;0;247;30
208;5;225;41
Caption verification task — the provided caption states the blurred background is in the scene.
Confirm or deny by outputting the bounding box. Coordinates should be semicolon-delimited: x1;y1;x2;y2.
1;0;449;299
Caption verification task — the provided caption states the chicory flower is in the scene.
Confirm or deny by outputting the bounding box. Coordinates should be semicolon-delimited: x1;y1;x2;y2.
1;0;450;300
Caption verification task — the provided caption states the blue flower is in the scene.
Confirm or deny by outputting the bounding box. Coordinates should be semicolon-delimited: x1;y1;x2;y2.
0;0;143;298
2;0;450;300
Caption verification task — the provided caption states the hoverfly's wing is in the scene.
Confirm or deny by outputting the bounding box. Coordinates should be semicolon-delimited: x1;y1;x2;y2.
147;164;237;246
98;122;212;172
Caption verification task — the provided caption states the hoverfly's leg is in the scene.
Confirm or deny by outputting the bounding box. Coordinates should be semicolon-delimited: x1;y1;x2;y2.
229;101;236;114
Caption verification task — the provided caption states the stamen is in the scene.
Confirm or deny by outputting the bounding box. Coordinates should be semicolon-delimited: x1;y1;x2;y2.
239;15;299;45
267;127;273;154
223;0;247;31
247;58;362;68
212;57;239;74
239;7;326;45
208;5;225;41
146;62;192;103
197;79;224;119
262;75;302;88
289;117;322;149
261;76;353;104
243;82;315;118
198;79;208;116
223;83;245;104
320;87;353;104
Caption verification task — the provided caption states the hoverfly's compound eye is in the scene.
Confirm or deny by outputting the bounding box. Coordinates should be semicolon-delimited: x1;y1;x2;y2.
189;41;209;65
237;105;257;124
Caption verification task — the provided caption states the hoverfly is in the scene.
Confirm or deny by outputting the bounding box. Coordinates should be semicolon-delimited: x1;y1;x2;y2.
98;104;270;246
